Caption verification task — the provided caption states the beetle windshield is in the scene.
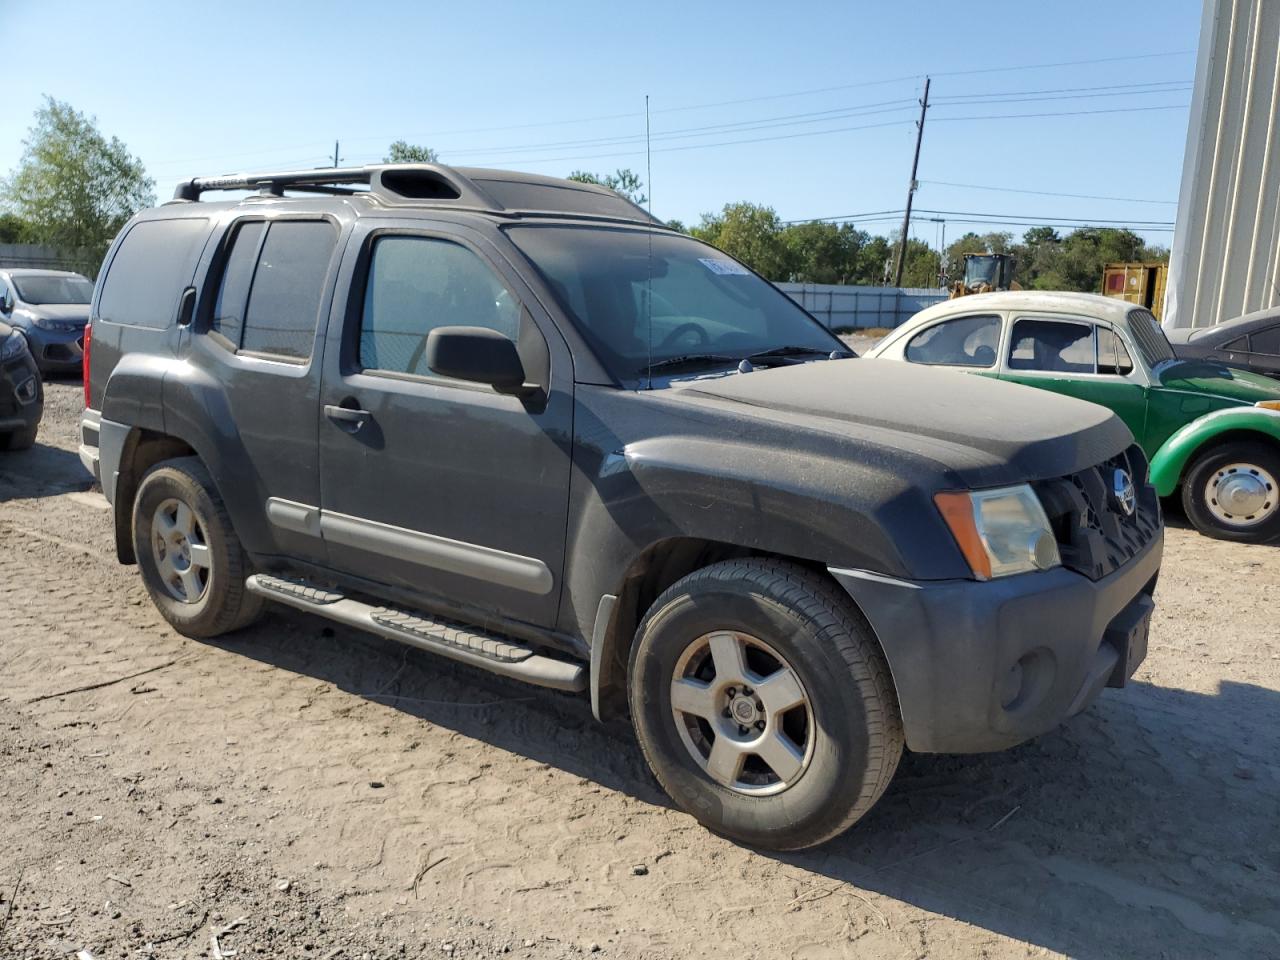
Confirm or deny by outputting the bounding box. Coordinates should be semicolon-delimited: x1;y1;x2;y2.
12;275;93;305
507;225;842;382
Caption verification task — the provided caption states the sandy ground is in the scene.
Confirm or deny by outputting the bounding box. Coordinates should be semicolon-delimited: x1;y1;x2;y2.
1;380;1278;960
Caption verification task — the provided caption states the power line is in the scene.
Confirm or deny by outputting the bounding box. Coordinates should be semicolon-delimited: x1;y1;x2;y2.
928;49;1194;78
919;180;1177;205
931;86;1191;107
930;103;1190;123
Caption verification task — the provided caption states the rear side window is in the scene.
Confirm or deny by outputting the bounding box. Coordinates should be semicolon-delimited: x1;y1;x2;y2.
1097;327;1135;375
98;218;209;328
1250;325;1280;356
1008;318;1096;373
359;235;520;376
210;219;338;361
905;314;1000;367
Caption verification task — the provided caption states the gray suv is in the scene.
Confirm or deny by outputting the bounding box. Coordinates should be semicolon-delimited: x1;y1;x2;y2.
80;164;1162;850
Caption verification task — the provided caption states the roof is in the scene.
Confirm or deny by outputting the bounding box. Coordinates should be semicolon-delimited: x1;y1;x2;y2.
169;163;664;228
909;290;1137;326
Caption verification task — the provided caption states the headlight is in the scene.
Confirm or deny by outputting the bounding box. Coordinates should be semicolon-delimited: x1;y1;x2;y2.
934;484;1060;580
29;314;55;330
0;331;29;361
30;315;80;332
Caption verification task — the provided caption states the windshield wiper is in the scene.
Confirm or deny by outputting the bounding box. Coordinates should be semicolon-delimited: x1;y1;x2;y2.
746;345;846;363
644;354;742;374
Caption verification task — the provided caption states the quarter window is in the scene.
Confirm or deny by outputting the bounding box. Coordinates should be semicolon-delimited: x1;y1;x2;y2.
209;219;337;361
1008;318;1096;373
98;218;209;328
905;314;1001;367
359;235;520;376
1097;327;1134;375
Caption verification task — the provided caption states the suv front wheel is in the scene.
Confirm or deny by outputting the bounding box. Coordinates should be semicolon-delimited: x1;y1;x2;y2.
132;457;263;638
628;559;903;850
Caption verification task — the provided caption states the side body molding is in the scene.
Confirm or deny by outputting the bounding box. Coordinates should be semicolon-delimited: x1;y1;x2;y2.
266;497;554;596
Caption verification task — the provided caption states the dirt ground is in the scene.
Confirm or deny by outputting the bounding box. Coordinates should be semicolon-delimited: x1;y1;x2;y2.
1;380;1278;960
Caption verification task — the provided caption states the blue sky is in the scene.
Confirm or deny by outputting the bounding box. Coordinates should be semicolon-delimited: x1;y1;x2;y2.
1;0;1201;247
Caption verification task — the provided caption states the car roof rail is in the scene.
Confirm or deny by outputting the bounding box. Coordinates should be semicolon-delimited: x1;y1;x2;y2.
170;163;664;226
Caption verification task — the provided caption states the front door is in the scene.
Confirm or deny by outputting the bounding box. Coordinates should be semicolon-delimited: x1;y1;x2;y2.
1000;315;1148;442
316;222;573;628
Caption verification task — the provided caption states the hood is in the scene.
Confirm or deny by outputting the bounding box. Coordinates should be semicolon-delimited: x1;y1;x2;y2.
1154;359;1280;404
676;358;1132;487
17;303;89;323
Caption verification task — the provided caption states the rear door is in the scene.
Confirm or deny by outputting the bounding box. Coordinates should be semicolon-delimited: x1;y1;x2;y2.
180;213;343;564
316;220;574;628
999;314;1149;441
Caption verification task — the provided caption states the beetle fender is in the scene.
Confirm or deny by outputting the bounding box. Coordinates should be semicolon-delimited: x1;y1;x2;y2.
1149;406;1280;496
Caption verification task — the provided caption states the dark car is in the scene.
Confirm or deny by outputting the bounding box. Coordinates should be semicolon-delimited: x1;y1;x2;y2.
1166;307;1280;380
79;164;1163;851
0;316;43;449
0;268;93;376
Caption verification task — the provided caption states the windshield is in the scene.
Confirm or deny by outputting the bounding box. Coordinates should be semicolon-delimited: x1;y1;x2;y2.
12;275;93;305
507;225;842;381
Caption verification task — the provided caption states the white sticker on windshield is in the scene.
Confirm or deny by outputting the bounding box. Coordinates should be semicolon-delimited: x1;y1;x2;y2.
698;258;749;276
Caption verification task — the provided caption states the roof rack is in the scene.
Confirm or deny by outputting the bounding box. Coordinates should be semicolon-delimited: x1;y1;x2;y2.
170;163;664;226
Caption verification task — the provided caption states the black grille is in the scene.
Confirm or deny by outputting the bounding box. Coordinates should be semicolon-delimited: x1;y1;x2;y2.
1035;444;1161;581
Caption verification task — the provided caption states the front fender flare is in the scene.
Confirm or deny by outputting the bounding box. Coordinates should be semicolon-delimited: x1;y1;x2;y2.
1149;406;1280;496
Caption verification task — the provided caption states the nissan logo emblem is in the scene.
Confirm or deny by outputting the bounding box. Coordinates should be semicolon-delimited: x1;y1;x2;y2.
1112;468;1136;517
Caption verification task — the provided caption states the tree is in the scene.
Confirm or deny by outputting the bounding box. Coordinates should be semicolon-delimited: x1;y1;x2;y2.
3;97;154;263
691;202;792;280
781;221;869;284
384;141;438;163
0;213;30;244
566;168;647;206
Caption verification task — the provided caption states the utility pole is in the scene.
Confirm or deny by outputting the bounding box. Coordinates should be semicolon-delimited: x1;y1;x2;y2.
893;76;930;287
332;140;341;168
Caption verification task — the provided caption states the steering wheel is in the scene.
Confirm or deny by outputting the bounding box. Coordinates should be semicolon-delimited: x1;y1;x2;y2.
656;322;709;352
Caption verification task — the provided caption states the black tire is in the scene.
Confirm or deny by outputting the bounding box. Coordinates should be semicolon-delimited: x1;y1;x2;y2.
1180;441;1280;544
628;559;903;851
132;456;263;638
0;424;38;451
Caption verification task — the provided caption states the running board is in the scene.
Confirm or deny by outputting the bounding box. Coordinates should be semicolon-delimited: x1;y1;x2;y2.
245;575;586;692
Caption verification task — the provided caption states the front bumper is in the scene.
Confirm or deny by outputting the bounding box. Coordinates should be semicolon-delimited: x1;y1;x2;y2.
26;326;86;373
830;530;1163;754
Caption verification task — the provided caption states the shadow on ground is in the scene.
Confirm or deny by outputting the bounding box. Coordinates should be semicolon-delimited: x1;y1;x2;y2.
217;607;1280;960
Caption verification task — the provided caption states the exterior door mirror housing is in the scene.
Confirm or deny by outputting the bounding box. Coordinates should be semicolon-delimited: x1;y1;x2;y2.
426;326;534;396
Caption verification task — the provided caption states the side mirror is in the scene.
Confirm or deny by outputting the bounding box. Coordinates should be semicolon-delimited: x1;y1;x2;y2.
426;325;534;396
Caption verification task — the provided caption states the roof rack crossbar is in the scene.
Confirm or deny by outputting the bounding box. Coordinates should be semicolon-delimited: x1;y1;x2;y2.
173;166;378;201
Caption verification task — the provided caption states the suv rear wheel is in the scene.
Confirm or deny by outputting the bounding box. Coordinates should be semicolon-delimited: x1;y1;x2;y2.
132;457;263;637
1181;441;1280;544
628;559;903;850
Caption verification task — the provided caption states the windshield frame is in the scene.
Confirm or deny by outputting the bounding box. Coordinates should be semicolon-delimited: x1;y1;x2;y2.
503;222;845;387
11;273;94;306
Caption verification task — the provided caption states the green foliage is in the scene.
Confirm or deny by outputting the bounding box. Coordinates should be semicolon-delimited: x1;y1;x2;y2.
567;168;647;206
691;203;792;280
384;141;439;163
2;97;154;264
0;213;30;244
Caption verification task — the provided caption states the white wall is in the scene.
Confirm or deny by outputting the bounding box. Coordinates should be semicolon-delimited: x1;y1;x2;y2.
1167;0;1280;329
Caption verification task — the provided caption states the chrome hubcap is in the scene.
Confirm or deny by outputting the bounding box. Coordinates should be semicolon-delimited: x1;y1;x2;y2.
151;497;211;603
669;631;814;796
1205;462;1277;527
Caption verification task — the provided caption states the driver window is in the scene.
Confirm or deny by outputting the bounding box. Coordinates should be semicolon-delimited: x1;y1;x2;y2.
1008;318;1096;373
1097;327;1135;375
905;314;1001;367
359;235;520;376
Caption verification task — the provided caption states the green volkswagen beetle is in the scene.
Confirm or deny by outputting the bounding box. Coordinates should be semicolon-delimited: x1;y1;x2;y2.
867;291;1280;543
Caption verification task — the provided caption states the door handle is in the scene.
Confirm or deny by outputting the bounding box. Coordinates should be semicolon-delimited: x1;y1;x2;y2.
324;403;372;433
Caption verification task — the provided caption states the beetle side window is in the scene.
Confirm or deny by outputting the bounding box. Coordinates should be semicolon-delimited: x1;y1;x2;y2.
1097;327;1134;375
904;314;1001;367
97;218;209;328
1008;318;1095;373
358;236;520;376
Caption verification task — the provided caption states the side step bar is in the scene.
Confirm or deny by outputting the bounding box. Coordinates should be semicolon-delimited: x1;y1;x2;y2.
245;575;586;692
